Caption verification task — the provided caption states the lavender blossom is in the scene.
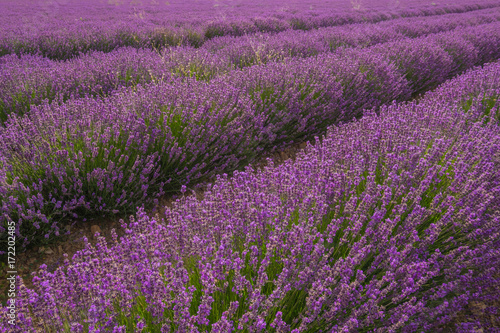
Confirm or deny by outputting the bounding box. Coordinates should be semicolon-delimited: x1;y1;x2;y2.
2;62;499;331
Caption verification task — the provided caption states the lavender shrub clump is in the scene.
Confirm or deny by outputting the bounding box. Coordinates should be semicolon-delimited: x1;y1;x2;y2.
219;50;409;146
1;0;499;60
369;23;500;95
0;45;236;121
0;79;258;249
0;48;176;121
3;20;500;251
2;13;500;121
206;8;500;69
421;61;500;123
0;2;499;330
2;67;499;331
0;48;406;250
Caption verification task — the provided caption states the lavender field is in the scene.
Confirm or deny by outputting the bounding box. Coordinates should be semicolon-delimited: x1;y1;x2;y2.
1;0;500;331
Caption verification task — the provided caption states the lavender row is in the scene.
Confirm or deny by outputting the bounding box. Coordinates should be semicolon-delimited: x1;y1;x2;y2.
419;61;500;123
0;48;179;122
207;16;500;90
3;12;500;121
204;6;500;68
2;21;500;250
1;0;500;60
3;70;499;331
200;1;500;38
0;51;404;250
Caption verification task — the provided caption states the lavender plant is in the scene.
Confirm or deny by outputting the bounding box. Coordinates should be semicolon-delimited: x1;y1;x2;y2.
2;77;499;332
3;21;500;251
0;79;258;249
1;0;500;60
0;48;176;121
3;17;500;122
420;61;500;124
217;49;409;147
205;7;500;64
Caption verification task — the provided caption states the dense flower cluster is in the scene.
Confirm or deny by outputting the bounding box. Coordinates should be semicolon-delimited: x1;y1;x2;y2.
2;61;499;332
205;7;500;69
2;8;500;120
421;61;500;123
1;2;499;331
2;19;500;250
1;0;499;59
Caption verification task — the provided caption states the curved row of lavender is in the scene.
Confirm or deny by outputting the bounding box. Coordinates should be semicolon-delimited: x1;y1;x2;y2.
2;21;500;251
204;7;500;69
2;62;499;332
420;60;500;119
1;0;500;59
2;11;500;122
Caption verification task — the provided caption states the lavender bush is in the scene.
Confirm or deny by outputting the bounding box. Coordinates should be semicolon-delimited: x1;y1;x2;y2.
2;17;500;122
420;61;500;124
205;7;500;67
2;0;499;60
218;50;409;147
3;20;500;251
2;70;499;331
0;79;258;249
369;23;500;95
0;48;176;121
